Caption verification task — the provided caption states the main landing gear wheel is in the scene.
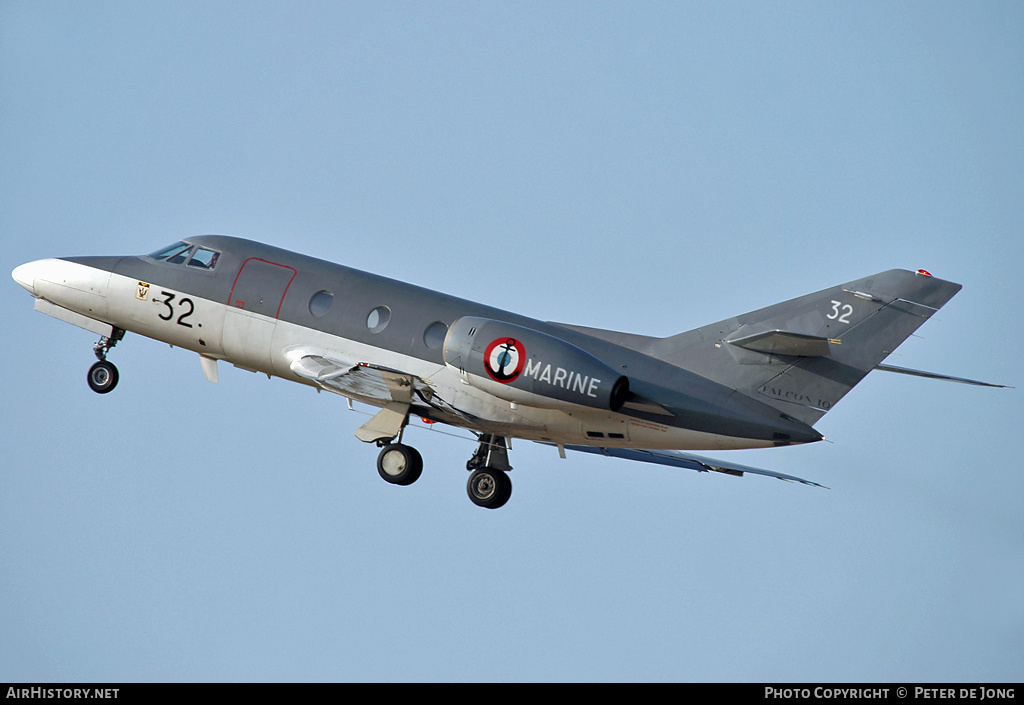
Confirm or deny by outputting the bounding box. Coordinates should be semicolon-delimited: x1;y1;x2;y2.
467;468;512;509
87;360;119;394
377;443;423;486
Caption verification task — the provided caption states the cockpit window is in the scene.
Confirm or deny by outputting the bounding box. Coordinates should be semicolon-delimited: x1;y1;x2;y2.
149;242;193;263
148;241;219;270
166;248;192;264
187;247;219;269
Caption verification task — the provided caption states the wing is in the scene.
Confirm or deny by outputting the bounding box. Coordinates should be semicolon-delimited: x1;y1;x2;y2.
288;351;478;427
559;444;829;488
291;352;415;403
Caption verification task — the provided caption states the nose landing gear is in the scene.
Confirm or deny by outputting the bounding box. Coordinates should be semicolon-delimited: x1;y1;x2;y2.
87;329;124;394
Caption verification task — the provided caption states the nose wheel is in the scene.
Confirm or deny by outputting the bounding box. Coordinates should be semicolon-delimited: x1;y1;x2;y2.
87;360;119;394
87;329;124;394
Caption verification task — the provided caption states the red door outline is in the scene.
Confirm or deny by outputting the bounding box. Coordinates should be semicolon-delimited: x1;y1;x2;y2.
227;258;297;319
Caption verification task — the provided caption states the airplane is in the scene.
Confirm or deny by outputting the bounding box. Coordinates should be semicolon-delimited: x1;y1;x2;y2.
11;236;1008;508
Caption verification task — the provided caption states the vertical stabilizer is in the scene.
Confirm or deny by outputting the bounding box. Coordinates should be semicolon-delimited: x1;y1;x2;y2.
641;269;962;425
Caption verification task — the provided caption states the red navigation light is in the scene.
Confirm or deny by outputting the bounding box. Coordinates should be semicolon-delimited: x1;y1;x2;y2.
421;417;436;424
916;269;932;276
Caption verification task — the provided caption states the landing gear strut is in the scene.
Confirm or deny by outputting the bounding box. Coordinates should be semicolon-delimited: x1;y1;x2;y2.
87;329;124;394
466;434;513;509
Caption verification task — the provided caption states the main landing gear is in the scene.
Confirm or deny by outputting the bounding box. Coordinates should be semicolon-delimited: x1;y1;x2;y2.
465;434;513;510
376;443;423;486
87;329;124;394
373;429;513;509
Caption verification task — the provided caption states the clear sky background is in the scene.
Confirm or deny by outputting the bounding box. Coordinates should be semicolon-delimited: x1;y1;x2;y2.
2;1;1021;682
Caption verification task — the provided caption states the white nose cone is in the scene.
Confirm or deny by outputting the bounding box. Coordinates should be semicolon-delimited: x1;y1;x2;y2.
12;258;65;295
12;260;45;295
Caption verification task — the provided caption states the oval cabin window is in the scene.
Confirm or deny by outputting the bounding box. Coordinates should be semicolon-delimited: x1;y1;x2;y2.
366;305;391;333
309;290;334;317
423;321;448;349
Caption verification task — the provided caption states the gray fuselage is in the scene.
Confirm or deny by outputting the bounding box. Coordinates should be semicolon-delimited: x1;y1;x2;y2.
14;235;823;450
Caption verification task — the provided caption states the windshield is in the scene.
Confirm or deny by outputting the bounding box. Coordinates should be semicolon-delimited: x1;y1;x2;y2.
149;241;193;263
148;241;220;270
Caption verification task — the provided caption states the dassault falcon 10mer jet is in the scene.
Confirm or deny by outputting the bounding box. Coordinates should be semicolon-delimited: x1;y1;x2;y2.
12;236;1006;508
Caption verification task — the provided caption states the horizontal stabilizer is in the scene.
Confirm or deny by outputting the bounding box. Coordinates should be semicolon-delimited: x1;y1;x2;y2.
726;330;835;357
874;363;1012;388
556;444;828;488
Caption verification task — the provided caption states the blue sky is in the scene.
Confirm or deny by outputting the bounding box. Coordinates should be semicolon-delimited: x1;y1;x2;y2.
2;1;1021;682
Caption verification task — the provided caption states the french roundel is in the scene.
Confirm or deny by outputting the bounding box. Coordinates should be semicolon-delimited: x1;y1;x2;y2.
483;337;526;383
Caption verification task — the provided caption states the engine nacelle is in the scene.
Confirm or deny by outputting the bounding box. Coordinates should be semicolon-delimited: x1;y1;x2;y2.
443;316;629;411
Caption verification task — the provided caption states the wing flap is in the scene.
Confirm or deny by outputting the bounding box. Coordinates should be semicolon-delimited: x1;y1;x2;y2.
290;353;409;403
287;350;482;425
290;353;356;382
